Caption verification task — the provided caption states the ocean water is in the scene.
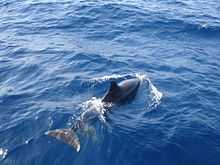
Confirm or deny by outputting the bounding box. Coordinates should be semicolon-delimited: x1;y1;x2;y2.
0;0;220;164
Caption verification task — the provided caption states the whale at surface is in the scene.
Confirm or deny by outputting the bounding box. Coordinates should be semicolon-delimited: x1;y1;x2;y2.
102;78;140;103
45;78;140;152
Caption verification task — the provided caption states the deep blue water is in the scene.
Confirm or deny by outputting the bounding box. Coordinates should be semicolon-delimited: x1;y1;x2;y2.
1;0;220;164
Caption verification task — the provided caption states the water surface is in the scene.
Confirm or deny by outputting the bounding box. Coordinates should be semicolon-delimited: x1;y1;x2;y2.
0;0;220;165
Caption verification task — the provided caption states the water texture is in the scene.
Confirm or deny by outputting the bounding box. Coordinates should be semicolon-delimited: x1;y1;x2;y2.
0;0;220;165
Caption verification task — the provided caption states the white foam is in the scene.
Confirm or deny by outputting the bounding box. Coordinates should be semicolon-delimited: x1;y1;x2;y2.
134;73;163;108
0;148;8;160
147;78;163;108
135;73;147;81
81;97;110;123
91;74;128;82
0;86;14;97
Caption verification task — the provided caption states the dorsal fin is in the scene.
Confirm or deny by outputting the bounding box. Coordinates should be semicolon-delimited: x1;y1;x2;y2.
109;81;119;92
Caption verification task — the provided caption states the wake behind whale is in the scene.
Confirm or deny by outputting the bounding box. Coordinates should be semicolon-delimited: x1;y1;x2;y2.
45;74;163;152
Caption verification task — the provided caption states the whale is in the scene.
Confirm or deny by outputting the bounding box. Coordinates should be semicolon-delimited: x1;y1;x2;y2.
102;78;140;103
45;78;140;152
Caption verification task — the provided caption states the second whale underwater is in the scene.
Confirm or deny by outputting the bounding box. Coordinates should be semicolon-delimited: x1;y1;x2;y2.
45;78;140;152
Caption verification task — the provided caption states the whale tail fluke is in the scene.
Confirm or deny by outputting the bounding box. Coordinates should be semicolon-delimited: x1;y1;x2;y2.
45;128;80;152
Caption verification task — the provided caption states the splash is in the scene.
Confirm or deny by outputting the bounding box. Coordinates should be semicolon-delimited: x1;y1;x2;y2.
147;78;163;108
81;97;111;123
135;73;147;81
0;148;8;160
135;73;163;109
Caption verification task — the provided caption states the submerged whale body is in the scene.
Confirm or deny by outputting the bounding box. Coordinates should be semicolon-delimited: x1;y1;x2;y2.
45;78;140;152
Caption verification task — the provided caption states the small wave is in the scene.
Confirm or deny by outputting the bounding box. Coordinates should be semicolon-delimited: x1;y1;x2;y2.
180;22;220;39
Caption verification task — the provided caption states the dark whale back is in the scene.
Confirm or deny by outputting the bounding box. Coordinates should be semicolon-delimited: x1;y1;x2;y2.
102;78;140;103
